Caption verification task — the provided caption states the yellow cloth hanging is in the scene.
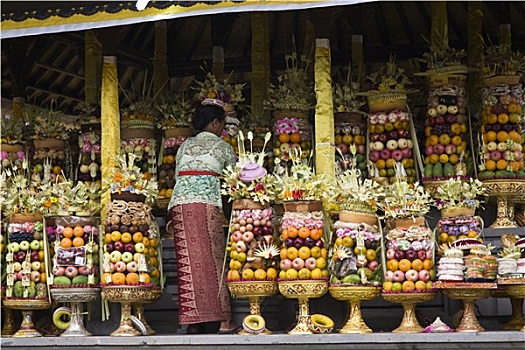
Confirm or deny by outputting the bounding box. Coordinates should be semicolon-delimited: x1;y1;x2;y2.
101;56;120;221
314;39;335;179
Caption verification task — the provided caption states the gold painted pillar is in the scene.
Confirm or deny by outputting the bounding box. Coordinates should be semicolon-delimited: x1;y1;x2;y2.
431;1;448;49
351;35;365;89
314;38;335;178
153;21;169;96
101;56;120;220
251;12;270;117
85;31;102;104
468;2;483;118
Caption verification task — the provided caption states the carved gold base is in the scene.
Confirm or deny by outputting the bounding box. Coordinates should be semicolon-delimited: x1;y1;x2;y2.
329;286;380;334
51;288;100;337
505;284;525;332
132;303;155;335
279;280;328;335
2;299;51;338
382;293;436;333
112;302;140;336
442;288;492;332
13;310;42;337
1;307;17;337
492;290;525;330
482;180;525;228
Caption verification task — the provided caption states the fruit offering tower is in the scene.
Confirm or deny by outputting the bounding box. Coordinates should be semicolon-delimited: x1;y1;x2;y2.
77;126;101;183
46;217;101;289
364;58;418;184
5;215;49;300
334;113;367;177
0;113;26;175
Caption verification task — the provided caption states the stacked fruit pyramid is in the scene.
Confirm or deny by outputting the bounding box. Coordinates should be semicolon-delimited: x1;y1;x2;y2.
120;138;157;183
334;115;367;177
77;129;101;183
279;209;328;280
32;143;67;185
5;217;49;300
422;84;473;182
226;207;279;281
478;81;525;180
157;135;187;202
379;181;436;293
47;217;100;288
273;115;312;165
0;146;25;174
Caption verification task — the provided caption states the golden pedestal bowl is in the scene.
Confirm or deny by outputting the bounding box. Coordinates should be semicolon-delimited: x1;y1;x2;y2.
329;285;381;334
132;288;162;336
482;180;525;228
101;285;152;336
2;298;51;337
1;288;17;337
505;284;525;332
381;292;436;333
278;279;328;334
50;287;101;337
437;282;495;332
227;280;278;335
491;286;524;330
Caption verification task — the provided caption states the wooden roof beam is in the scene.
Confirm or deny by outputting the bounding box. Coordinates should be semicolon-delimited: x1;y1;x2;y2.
26;85;83;103
373;5;391;46
395;2;415;43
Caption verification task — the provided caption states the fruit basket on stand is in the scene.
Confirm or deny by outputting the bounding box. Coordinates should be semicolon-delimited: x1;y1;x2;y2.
45;216;101;337
222;133;280;334
476;45;525;227
378;179;437;333
327;156;385;333
101;153;162;336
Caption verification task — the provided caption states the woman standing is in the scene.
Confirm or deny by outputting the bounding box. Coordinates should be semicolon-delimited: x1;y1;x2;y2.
168;100;236;334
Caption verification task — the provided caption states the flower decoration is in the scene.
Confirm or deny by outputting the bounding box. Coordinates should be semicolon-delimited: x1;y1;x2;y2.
29;103;78;140
39;178;103;216
264;38;315;111
479;43;525;78
1;113;25;144
194;71;245;106
0;162;41;216
74;102;101;124
222;131;277;205
333;65;366;113
435;177;486;210
419;41;467;71
274;148;331;202
104;153;158;203
366;55;410;93
275;117;300;135
155;91;195;129
330;147;385;213
378;178;433;220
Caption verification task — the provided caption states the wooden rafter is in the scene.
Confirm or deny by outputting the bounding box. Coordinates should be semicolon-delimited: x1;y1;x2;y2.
373;5;391;46
394;2;415;43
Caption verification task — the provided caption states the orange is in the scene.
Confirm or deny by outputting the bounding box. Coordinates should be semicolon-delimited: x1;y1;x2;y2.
449;154;459;165
40;273;46;284
280;248;288;260
132;232;143;243
287;227;298;239
298;246;311;259
290;132;301;143
354;135;365;145
511;161;520;172
140;273;151;284
411;259;423;271
508;102;519;113
496;131;508;142
111;231;121;242
120;232;133;243
498;113;509;124
112;272;126;285
428;154;439;164
159;189;167;197
402;280;415;292
279;133;291;143
142;237;150;247
150;268;160;278
424;126;432;137
125;272;140;285
422;260;434;270
487;113;498;124
101;273;112;285
281;229;289;240
267;267;278;280
439;134;451;146
164;155;175;165
509;131;521;143
321;248;328;259
165;189;173;198
519;160;524;170
485;131;497;143
485;160;496;171
72;237;84;247
310;228;322;240
460;123;467;133
60;237;72;248
298;227;311;239
142;172;152;181
439;154;449;164
451;135;462;147
63;227;74;239
398;259;412;272
415;281;427;291
428;135;439;146
149;257;159;267
73;226;84;237
496;159;508;170
375;159;386;170
227;270;241;281
38;250;45;261
52;166;62;175
286;247;299;260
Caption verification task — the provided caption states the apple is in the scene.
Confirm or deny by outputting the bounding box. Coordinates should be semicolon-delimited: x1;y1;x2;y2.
405;269;419;282
426;250;433;260
380;149;391;160
105;242;115;253
378;134;388;143
8;242;20;253
134;242;145;253
124;243;135;253
30;251;39;262
497;142;508;152
280;259;292;270
304;237;316;248
433;144;445;155
65;266;78;278
405;249;417;260
30;240;40;251
13;262;22;272
78;266;91;276
16;251;27;262
262;225;273;235
292;258;305;270
436;105;448;115
419;270;430;282
294;237;305;249
417;250;427;260
236;241;247;252
428;108;437;117
369;151;380;162
394;250;405;260
53;266;65;276
386;140;398;151
391;150;403;161
242;231;254;243
385;270;394;281
386;248;396;260
393;271;405;282
115;261;127;273
316;239;324;248
337;143;349;155
110;251;122;263
401;148;412;158
252;226;263;236
19;241;30;251
31;261;41;271
121;252;134;263
284;238;295;248
30;270;41;282
374;141;384;151
305;257;317;270
391;282;403;292
114;241;125;253
368;260;379;271
126;261;138;273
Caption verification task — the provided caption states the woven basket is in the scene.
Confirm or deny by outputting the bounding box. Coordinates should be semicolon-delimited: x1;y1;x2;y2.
111;192;146;203
273;109;309;120
388;217;425;229
0;143;24;153
33;138;66;149
339;211;378;226
367;94;407;113
121;128;155;140
164;127;193;138
283;200;323;213
441;206;475;218
10;213;43;223
429;74;467;88
232;199;268;210
482;75;521;87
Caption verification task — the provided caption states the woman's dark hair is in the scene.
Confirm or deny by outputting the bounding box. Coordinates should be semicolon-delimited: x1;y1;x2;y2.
192;105;225;132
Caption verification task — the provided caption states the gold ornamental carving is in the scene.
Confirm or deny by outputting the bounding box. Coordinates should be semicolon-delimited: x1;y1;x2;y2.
330;286;380;334
381;292;436;333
